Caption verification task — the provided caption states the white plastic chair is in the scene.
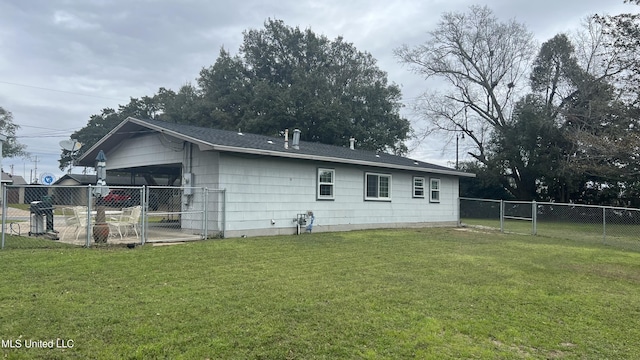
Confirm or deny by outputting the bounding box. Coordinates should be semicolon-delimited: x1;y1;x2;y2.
60;206;90;241
108;206;141;239
59;207;78;241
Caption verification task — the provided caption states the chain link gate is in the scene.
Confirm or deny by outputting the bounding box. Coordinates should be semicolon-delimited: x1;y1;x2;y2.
143;186;225;243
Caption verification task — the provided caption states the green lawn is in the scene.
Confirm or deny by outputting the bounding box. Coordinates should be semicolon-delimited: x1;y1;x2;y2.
1;228;640;359
462;218;640;251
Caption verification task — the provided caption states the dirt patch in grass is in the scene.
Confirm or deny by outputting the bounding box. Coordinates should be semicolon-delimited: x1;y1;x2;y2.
455;226;499;235
151;242;187;247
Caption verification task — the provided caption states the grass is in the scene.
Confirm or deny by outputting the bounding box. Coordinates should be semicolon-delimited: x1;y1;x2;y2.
462;218;640;251
1;228;640;359
1;234;77;250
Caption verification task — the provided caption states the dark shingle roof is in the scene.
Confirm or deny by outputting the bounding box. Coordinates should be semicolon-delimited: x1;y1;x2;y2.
80;117;474;177
1;172;27;184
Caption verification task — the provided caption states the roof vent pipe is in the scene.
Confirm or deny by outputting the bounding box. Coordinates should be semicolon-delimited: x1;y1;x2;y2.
292;129;301;150
284;129;289;149
349;137;355;150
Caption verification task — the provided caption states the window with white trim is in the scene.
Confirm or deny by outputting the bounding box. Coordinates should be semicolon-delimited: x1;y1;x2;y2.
413;177;425;198
365;173;391;201
430;178;441;203
317;168;335;200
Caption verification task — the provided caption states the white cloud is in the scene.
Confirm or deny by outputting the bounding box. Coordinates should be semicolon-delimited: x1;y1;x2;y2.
0;0;633;179
52;10;100;30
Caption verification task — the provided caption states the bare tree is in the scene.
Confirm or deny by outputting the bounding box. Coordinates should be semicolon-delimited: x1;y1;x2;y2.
395;5;536;165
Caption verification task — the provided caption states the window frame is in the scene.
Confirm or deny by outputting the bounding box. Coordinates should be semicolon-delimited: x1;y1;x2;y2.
429;178;441;203
317;168;335;200
364;172;392;201
413;176;426;198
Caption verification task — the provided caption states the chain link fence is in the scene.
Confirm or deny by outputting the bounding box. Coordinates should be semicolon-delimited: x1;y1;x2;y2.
460;198;640;250
459;198;502;230
144;186;225;243
1;184;225;249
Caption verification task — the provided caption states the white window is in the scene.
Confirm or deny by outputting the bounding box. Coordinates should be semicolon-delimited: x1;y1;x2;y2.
317;168;335;200
430;178;441;203
413;177;425;198
365;173;391;201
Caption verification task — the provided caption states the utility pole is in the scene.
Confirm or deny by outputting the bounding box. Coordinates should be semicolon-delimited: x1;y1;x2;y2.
456;134;459;170
32;156;39;183
0;134;5;176
456;133;464;170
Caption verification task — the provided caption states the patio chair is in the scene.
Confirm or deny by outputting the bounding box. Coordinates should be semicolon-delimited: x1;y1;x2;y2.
108;206;141;240
60;206;90;241
59;207;77;241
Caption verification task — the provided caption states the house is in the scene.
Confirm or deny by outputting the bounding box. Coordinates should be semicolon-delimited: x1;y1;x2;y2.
77;117;475;237
1;172;28;204
53;173;177;187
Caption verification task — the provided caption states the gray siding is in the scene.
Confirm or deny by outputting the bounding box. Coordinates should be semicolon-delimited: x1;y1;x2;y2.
106;134;183;170
217;153;459;236
103;137;461;237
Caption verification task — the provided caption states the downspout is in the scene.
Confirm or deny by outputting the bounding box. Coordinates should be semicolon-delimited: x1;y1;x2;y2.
184;142;192;176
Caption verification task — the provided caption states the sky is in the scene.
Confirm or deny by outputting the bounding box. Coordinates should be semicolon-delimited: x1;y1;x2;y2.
0;0;634;184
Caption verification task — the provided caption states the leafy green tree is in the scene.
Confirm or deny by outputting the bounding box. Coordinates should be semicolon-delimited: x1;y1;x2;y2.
155;85;203;125
61;19;411;169
200;19;410;153
489;31;638;204
458;161;513;199
197;48;253;130
0;106;28;159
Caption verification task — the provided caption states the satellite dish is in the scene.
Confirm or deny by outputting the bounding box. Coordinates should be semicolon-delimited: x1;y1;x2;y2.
59;140;82;152
40;173;56;186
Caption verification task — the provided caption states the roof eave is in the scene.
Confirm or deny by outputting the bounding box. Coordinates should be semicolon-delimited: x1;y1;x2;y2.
128;117;216;151
77;118;134;166
208;144;476;177
79;117;475;178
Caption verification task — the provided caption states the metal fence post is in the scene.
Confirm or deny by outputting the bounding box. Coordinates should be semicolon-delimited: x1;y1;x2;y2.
532;201;537;235
457;197;461;227
1;184;6;249
86;185;92;247
602;206;606;244
222;189;226;238
141;186;146;245
500;200;504;233
203;188;208;239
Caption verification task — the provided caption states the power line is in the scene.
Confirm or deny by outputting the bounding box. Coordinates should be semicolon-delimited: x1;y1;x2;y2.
20;124;81;131
0;80;128;102
17;134;74;138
